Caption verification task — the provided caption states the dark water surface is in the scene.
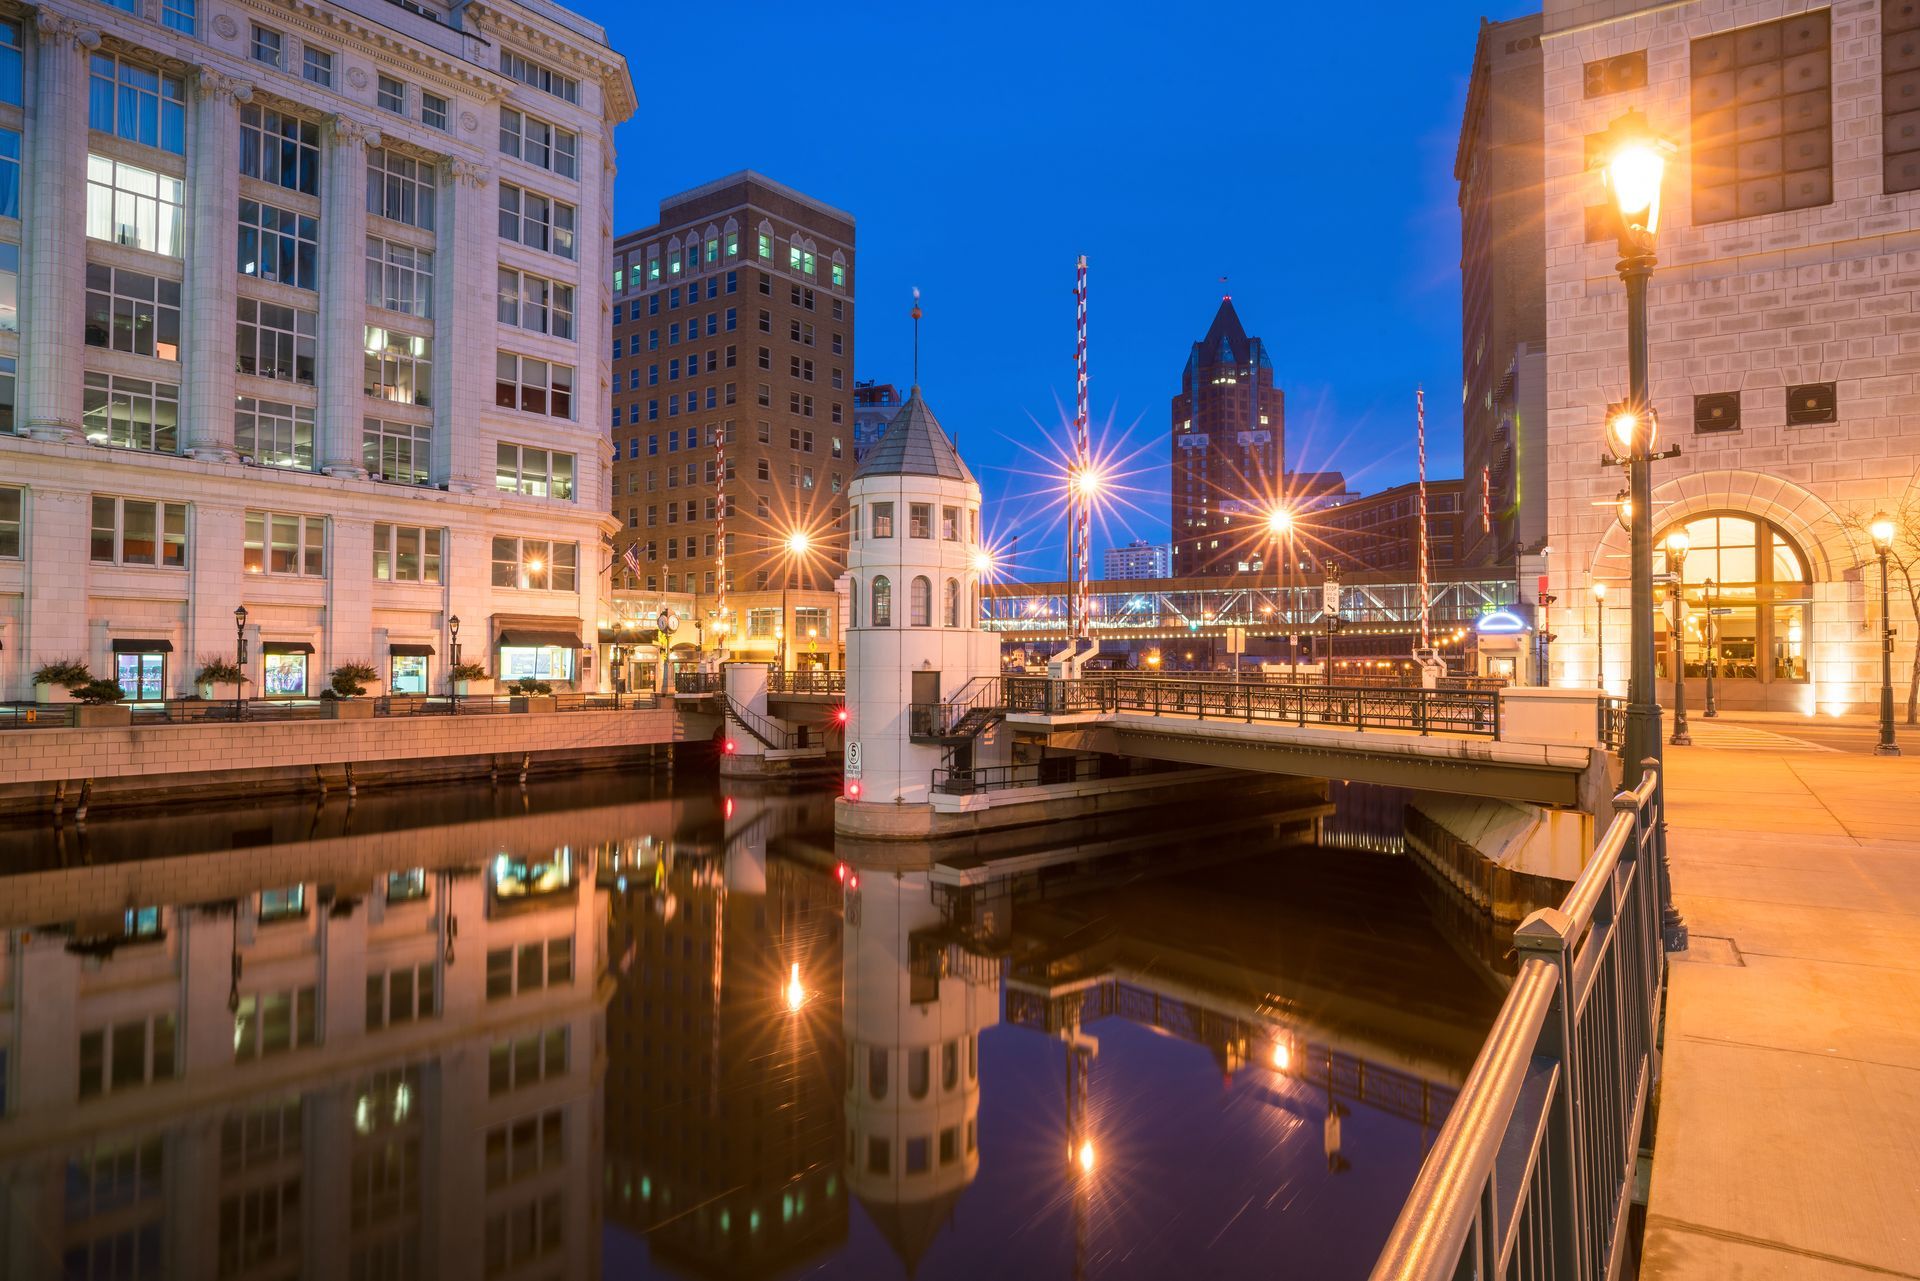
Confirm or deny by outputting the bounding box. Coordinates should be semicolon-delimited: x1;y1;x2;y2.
0;770;1502;1280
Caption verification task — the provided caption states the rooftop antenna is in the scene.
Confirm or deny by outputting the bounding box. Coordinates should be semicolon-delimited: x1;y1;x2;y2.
911;287;921;390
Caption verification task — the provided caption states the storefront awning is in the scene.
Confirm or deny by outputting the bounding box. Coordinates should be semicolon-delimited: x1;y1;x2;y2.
498;628;582;649
110;639;173;653
263;641;315;655
599;628;659;645
388;643;435;657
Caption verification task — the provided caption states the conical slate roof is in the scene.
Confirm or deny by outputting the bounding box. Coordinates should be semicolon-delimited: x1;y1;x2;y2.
1201;296;1250;364
851;386;975;484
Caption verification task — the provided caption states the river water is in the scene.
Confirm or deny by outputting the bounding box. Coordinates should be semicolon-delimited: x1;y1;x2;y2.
0;768;1502;1280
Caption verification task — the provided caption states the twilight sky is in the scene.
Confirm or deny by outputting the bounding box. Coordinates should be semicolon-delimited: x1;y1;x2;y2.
601;0;1536;578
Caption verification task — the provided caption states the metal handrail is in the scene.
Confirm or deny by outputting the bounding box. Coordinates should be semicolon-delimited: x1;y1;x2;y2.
1003;675;1502;738
1370;766;1666;1280
931;755;1108;794
0;690;660;729
767;667;846;695
723;692;791;751
909;676;1003;740
1598;696;1628;753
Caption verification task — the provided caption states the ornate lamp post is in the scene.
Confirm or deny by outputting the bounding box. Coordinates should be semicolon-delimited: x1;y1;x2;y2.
1592;581;1607;689
448;614;461;672
1701;581;1718;718
1872;511;1901;756
1665;528;1692;745
1268;506;1295;680
233;605;249;717
1597;108;1685;947
781;529;811;673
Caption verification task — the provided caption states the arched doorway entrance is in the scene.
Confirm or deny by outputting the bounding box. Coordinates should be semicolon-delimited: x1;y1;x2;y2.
1653;512;1812;710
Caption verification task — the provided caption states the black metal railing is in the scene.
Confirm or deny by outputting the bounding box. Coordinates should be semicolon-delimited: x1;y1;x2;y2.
723;692;793;751
670;669;722;695
909;676;1002;741
768;667;846;695
0;690;661;730
930;754;1112;795
1370;767;1667;1280
1598;696;1628;753
1002;676;1502;738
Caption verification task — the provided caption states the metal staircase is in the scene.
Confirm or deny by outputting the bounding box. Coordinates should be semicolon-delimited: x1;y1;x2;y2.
723;692;792;751
907;676;1006;746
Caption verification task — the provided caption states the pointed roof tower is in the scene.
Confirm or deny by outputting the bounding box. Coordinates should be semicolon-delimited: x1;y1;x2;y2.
849;387;975;485
1201;296;1251;365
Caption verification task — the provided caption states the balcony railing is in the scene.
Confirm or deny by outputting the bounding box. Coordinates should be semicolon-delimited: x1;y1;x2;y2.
1001;675;1502;738
0;690;661;730
768;668;846;695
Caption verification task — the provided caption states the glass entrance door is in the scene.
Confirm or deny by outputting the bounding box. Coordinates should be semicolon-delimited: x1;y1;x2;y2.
115;652;166;700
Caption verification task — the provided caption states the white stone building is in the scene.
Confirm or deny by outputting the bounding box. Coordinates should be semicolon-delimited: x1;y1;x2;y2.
0;0;633;700
1542;0;1916;713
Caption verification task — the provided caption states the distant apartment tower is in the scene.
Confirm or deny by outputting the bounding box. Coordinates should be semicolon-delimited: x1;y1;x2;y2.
852;380;902;463
1170;298;1284;577
1456;14;1547;568
1102;540;1169;580
609;172;855;602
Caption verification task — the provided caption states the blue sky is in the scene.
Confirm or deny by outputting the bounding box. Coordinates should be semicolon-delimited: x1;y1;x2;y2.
601;1;1535;576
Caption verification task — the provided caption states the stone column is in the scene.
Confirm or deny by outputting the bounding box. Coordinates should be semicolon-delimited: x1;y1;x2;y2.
20;11;100;443
182;70;253;461
317;115;380;477
21;485;90;695
431;157;488;493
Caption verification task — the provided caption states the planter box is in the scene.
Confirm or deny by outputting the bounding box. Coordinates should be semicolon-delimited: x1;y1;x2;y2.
510;696;556;714
74;704;132;727
324;700;376;720
455;679;494;696
34;684;78;705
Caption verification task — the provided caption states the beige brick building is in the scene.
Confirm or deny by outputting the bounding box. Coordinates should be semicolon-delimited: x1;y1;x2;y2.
1541;0;1916;712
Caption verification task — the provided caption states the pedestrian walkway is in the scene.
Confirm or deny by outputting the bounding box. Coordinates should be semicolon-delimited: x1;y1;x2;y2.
1643;748;1920;1278
1678;718;1836;752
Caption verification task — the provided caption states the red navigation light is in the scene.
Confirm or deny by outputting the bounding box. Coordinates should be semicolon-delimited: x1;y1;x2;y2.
723;739;737;755
834;706;850;725
835;862;849;882
723;797;735;820
845;779;861;800
848;872;859;889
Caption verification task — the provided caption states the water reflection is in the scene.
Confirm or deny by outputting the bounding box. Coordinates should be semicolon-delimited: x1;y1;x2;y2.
0;774;1500;1280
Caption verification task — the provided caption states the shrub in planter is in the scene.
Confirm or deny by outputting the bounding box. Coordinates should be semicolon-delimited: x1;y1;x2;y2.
329;661;380;698
33;659;91;703
450;661;491;695
194;656;249;700
510;676;555;713
73;679;125;705
512;678;554;696
72;678;132;726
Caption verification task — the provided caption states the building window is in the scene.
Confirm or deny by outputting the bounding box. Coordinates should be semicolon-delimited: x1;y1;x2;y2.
301;46;332;87
497;268;575;339
362;418;432;485
362;327;432;406
0;22;17;108
1785;381;1837;426
418;91;448;131
373;524;442;583
89;55;186;154
0;486;18;558
83;372;178;454
244;510;326;577
236;298;317;384
496;443;575;500
494;354;575;419
86;265;181;361
1654;513;1813;686
490;536;577;591
0;129;17;220
489;1028;567;1096
90;496;187;568
909;503;932;538
77;1014;177;1101
233;986;318;1061
237;198;318;288
483;1107;565;1191
250;24;285;69
1690;13;1832;224
498;183;576;259
871;575;892;627
484;938;573;1000
832;262;846;287
88;156;185;256
366;236;433;318
871;501;895;539
367;148;435;229
909;576;932;627
499;51;578;103
944;578;961;627
941;506;959;540
376;75;406;115
239;106;319;195
365;964;435;1030
235;397;315;470
499;109;577;178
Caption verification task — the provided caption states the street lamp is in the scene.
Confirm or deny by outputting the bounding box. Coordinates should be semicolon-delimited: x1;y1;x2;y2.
1268;506;1295;677
1665;529;1691;745
780;530;811;672
1592;581;1607;690
1872;511;1901;756
1596;107;1684;947
234;605;249;666
449;614;461;671
1701;581;1718;718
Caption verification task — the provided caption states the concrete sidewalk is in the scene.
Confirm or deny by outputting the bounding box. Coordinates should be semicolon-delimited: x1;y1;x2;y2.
1642;749;1920;1278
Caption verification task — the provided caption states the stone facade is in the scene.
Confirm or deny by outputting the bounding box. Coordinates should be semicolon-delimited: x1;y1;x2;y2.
1542;0;1916;712
0;0;634;701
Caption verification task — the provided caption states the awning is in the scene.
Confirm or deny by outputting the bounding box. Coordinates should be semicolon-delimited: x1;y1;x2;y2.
498;628;583;649
263;641;315;655
388;643;435;657
599;627;659;645
110;639;173;653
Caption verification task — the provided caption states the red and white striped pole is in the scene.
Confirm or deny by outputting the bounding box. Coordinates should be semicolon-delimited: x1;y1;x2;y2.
1417;387;1431;652
1073;255;1090;641
714;412;727;652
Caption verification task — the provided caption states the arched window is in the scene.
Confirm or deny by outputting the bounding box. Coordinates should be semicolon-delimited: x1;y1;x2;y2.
871;576;891;627
1653;513;1813;686
942;1040;959;1091
943;578;960;627
910;576;932;627
848;577;860;629
908;1048;930;1099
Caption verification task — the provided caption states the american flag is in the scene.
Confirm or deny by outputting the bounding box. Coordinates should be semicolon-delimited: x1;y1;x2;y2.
621;543;642;581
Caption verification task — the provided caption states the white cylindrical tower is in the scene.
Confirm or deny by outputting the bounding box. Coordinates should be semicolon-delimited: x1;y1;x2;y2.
841;388;1004;815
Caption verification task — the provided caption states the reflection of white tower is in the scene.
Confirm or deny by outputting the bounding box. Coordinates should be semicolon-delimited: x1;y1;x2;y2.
841;387;1006;822
842;864;999;1270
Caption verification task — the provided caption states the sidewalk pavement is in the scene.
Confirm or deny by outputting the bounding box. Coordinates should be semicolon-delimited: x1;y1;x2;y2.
1642;748;1920;1278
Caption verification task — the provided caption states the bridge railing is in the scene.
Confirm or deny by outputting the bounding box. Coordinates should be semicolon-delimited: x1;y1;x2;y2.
1370;765;1667;1281
931;755;1110;795
1002;675;1502;738
768;667;846;695
0;691;661;729
1598;696;1628;753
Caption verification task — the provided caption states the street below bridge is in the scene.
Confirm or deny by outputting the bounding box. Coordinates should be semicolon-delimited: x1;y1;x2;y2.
1644;725;1920;1277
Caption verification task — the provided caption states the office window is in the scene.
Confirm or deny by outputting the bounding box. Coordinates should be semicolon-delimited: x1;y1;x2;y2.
499;109;577;178
498;183;576;259
488;1028;568;1096
909;503;932;538
365;963;436;1030
250;24;285;69
363;327;432;405
160;0;196;31
0;486;19;558
484;939;573;1001
77;1015;177;1100
83;373;178;454
88;156;185;256
367;148;435;229
366;237;433;318
494;354;575;419
301;46;332;87
497;268;575;339
239;106;320;195
236;298;316;384
88;55;186;154
1690;12;1832;223
499;51;578;103
872;502;895;538
90;496;187;567
496;443;575;500
0;356;16;434
86;265;181;361
0;129;16;220
871;576;892;627
490;536;575;591
421;91;448;131
237;198;317;288
1889;8;1920;191
362;419;432;485
376;75;406;115
232;987;318;1061
235;397;315;470
243;510;325;576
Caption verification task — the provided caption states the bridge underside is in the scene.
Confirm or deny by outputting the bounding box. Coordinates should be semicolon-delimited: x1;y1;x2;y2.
1029;719;1591;808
